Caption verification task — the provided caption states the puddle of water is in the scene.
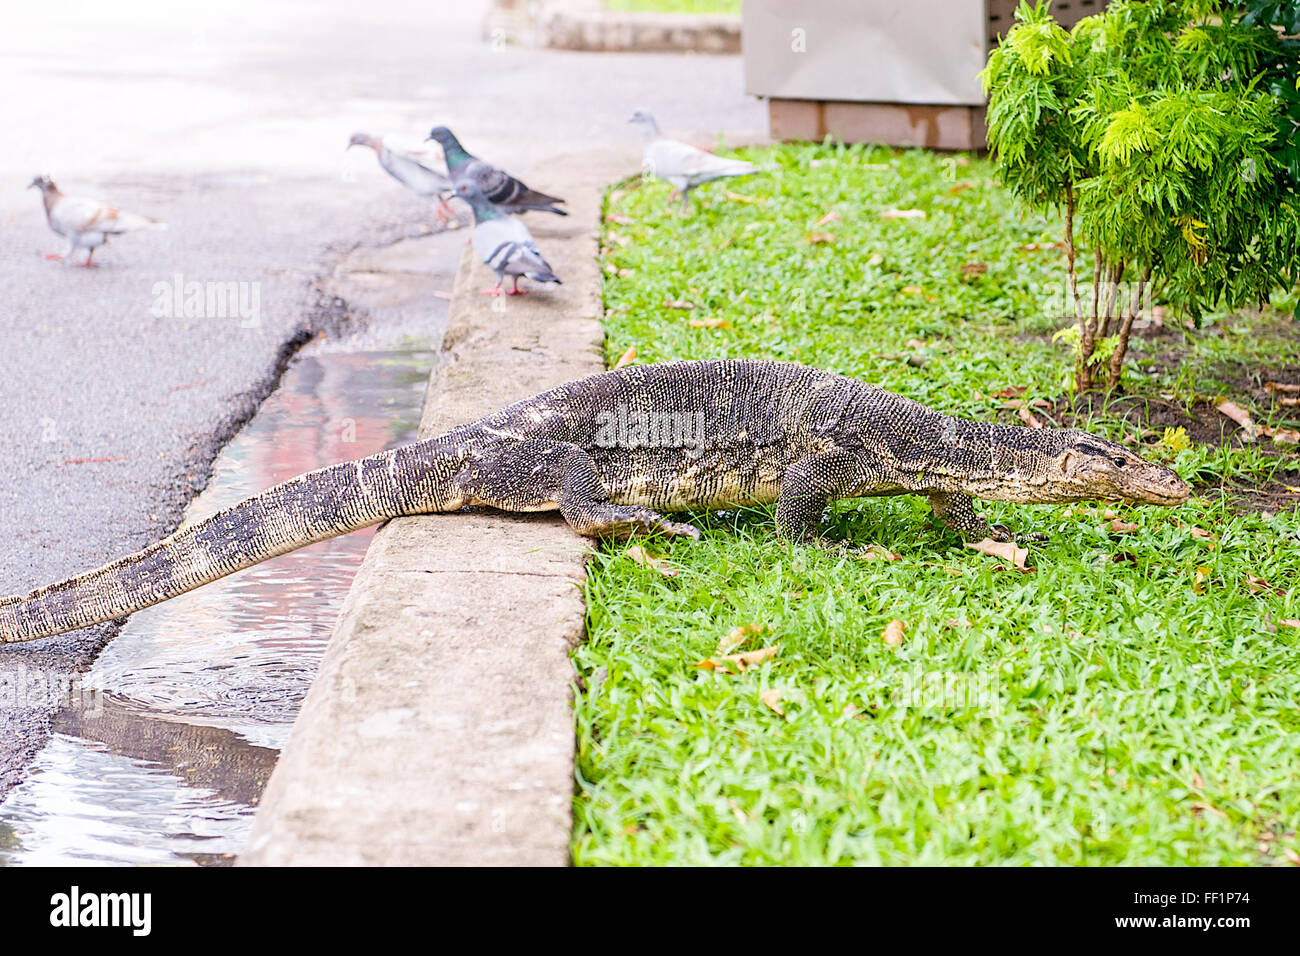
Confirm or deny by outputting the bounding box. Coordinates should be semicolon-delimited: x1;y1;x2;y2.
0;343;435;866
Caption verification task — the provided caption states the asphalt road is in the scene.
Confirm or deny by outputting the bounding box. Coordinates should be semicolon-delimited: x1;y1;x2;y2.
0;0;764;795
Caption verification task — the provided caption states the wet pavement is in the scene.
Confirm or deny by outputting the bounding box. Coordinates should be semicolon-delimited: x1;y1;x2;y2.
0;342;435;865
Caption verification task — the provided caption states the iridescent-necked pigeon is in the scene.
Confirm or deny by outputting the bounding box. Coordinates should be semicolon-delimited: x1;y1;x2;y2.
629;108;757;212
347;133;457;224
28;175;166;267
428;126;566;216
457;182;561;296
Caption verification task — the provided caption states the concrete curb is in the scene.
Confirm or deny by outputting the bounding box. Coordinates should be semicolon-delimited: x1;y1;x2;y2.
239;147;637;866
489;0;741;54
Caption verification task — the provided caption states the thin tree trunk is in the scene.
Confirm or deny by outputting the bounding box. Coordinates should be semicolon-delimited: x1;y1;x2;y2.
1063;186;1083;322
1098;260;1124;338
1076;249;1103;392
1106;263;1152;389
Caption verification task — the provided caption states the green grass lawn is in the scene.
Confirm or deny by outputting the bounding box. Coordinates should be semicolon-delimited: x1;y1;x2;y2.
603;0;741;14
572;141;1300;865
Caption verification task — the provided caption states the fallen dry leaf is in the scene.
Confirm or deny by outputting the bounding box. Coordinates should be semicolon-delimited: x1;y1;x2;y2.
1280;397;1300;407
688;317;732;329
1192;772;1206;790
1284;848;1300;866
1258;425;1300;444
613;345;637;370
663;299;695;310
1265;381;1300;393
901;285;923;294
1109;518;1139;533
624;545;677;577
696;644;780;673
604;212;633;225
994;385;1028;399
882;619;906;647
813;210;841;227
1188;525;1213;540
1193;565;1212;595
1190;801;1227;820
1280;619;1300;629
856;543;901;562
1245;575;1286;596
841;702;864;719
1017;406;1043;429
805;231;836;245
964;537;1030;569
904;338;927;349
724;190;757;204
717;624;765;655
880;208;926;220
760;688;785;716
948;182;975;195
1216;400;1256;441
959;262;988;277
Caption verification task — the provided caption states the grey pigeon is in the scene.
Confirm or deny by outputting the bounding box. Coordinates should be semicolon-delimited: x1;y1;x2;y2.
629;108;758;212
347;133;457;224
428;126;567;216
28;175;166;266
457;182;561;295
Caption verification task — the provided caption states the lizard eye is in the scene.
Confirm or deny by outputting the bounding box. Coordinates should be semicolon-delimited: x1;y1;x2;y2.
1112;457;1127;468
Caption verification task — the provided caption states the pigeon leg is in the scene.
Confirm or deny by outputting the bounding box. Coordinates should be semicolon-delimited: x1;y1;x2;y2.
679;188;693;214
505;276;528;296
480;277;504;296
79;248;97;268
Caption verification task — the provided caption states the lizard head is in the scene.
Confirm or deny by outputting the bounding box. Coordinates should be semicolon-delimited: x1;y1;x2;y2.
1051;431;1190;506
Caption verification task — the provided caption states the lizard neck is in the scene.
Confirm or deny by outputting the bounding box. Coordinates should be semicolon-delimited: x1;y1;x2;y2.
952;420;1071;502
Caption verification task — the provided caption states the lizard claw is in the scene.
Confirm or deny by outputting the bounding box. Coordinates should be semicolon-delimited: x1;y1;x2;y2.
987;523;1048;544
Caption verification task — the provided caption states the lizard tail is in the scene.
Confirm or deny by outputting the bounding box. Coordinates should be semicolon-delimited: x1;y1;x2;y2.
0;438;465;643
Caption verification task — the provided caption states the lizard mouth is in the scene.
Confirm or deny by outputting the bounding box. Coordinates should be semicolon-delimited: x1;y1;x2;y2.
1126;474;1191;506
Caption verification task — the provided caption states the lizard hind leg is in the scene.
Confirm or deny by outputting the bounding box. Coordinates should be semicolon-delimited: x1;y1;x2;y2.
557;453;699;540
452;439;700;540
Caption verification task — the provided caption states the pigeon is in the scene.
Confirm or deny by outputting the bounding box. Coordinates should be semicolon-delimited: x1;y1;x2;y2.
28;175;166;267
428;126;567;216
457;182;561;295
347;133;457;224
629;108;758;212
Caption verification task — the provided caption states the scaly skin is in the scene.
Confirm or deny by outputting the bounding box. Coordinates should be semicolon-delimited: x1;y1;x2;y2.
0;360;1189;643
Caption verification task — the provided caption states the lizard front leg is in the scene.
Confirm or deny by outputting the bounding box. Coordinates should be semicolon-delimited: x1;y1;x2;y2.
775;449;871;541
928;491;995;540
928;492;1046;543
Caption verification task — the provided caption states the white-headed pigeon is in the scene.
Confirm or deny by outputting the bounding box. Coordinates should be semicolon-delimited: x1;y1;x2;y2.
28;175;166;266
347;133;457;224
629;108;757;212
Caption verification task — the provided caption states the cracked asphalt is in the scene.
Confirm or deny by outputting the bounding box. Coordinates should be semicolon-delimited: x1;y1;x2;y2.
0;0;764;796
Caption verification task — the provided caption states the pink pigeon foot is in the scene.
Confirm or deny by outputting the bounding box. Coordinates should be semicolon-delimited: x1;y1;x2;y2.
43;253;63;261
